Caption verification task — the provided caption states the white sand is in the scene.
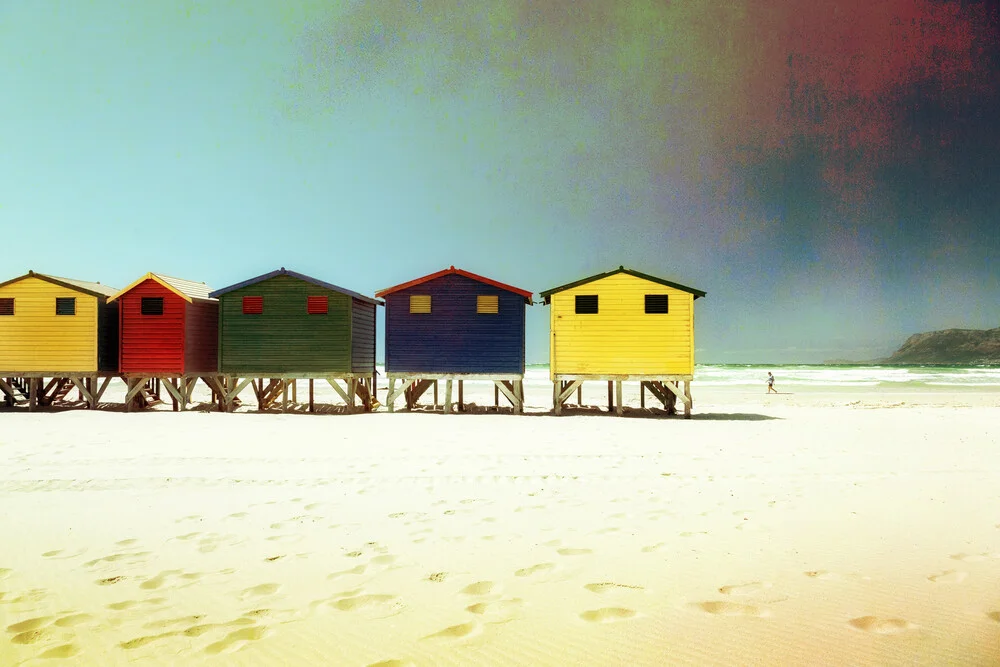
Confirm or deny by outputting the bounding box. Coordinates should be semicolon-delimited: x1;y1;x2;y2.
1;381;999;665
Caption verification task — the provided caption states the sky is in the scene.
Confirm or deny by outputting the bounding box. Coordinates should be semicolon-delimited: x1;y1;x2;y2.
1;0;997;364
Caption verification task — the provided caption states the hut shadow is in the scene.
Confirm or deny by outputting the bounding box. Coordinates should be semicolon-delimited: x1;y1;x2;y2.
689;412;781;421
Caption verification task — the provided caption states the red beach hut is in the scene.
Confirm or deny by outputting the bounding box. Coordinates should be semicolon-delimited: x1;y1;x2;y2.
108;273;221;410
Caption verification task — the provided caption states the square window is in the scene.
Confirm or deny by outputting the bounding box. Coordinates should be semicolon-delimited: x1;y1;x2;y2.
409;295;431;314
477;295;498;314
575;295;598;314
644;294;669;314
242;296;263;314
0;298;13;316
141;297;164;315
55;297;76;316
307;295;328;314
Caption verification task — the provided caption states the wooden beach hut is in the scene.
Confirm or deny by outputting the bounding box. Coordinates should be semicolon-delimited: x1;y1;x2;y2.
108;273;222;412
539;266;706;418
0;270;118;410
375;266;533;413
209;268;380;413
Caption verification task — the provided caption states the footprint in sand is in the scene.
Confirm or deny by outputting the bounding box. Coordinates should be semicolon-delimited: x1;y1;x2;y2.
333;594;397;612
557;548;592;557
42;549;86;560
422;621;481;641
140;570;183;590
204;625;268;655
460;581;495;596
143;615;207;630
11;628;55;645
7;616;53;634
329;565;368;580
108;597;167;611
849;616;918;634
37;643;82;659
928;570;968;584
696;601;770;617
950;552;989;563
85;552;151;568
719;582;772;596
987;612;1000;623
368;660;415;667
515;563;556;578
426;572;448;583
54;613;93;628
584;583;644;594
641;543;665;553
240;583;280;599
0;567;13;580
803;570;840;580
579;607;637;623
466;598;524;619
96;576;129;586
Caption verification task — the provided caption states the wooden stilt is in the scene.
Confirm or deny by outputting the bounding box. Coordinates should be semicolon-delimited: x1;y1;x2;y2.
607;381;613;412
348;378;356;413
615;380;623;416
494;384;499;408
292;379;297;404
387;378;396;413
433;380;438;407
576;384;582;406
309;379;314;413
458;380;464;412
282;380;288;413
444;380;453;414
28;378;38;412
684;381;692;419
640;382;645;409
553;381;561;415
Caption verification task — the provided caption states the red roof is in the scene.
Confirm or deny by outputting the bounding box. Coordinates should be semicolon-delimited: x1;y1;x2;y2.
375;267;532;302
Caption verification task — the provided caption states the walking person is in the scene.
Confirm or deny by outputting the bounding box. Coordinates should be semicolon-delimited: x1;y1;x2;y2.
767;372;777;394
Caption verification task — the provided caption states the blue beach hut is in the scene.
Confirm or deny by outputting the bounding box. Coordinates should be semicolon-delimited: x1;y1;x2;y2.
375;266;532;413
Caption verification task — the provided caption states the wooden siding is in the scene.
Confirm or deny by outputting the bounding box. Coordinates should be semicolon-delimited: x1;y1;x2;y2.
351;298;376;374
218;275;351;374
549;273;694;377
119;279;186;374
385;273;525;374
184;299;219;374
0;276;99;372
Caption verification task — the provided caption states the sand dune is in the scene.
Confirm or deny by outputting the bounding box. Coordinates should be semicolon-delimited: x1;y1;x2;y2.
1;386;999;665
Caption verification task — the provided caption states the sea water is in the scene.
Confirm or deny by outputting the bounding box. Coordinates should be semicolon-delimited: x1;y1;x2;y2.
521;364;1000;390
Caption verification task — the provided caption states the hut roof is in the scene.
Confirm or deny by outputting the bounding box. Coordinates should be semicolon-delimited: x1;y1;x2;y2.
209;268;381;305
375;266;533;303
0;270;118;298
108;273;215;303
539;266;706;304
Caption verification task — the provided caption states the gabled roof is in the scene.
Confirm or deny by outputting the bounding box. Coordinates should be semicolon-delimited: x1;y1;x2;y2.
208;268;381;305
108;273;215;303
539;266;706;304
375;266;533;303
0;270;118;298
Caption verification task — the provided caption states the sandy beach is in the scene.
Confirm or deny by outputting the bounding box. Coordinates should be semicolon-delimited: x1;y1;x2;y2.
2;381;999;666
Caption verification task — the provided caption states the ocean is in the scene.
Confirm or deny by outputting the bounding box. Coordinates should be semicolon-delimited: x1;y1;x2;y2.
521;364;1000;390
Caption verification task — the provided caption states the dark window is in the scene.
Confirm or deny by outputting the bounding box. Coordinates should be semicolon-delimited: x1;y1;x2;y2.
242;296;263;314
306;296;328;314
645;294;669;314
575;295;598;314
0;298;12;316
55;297;76;316
141;297;164;315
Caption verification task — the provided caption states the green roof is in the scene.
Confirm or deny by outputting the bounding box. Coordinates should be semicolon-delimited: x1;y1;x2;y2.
539;266;706;304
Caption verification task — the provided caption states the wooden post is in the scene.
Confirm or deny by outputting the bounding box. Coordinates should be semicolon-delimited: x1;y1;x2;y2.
348;378;356;413
494;384;499;408
607;381;613;412
433;380;438;407
458;380;464;412
309;379;314;413
684;381;692;419
615;380;623;416
171;379;178;411
387;378;396;413
292;379;297;404
640;382;645;409
444;380;453;414
29;378;38;412
553;381;561;415
516;380;524;414
281;380;288;413
576;384;582;406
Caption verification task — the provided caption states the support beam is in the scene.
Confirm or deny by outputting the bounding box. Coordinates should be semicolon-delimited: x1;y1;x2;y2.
444;379;453;414
387;378;396;413
607;381;613;412
433;380;438;407
326;378;351;405
615;380;623;416
458;380;463;412
161;377;186;408
496;380;518;409
684;381;692;419
282;380;288;413
309;379;314;413
640;382;645;409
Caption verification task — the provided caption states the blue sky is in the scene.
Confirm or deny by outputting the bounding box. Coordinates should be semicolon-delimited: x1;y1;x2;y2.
2;1;997;363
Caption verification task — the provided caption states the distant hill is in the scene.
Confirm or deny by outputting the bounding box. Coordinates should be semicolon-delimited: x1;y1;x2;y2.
883;327;1000;365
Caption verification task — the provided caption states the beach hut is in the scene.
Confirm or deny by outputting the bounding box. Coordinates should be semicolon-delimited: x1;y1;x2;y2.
375;266;533;413
0;270;118;410
539;266;706;417
209;268;380;413
108;273;222;412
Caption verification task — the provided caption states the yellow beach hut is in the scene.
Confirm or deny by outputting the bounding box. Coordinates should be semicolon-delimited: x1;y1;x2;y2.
539;266;706;418
0;271;119;410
